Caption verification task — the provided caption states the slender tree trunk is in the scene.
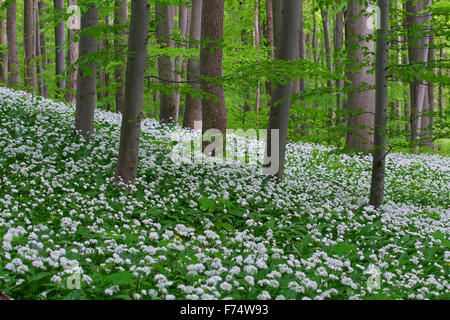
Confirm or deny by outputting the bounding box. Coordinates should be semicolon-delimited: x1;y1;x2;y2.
264;0;301;180
334;8;344;126
39;0;48;96
24;0;36;90
437;47;444;117
114;0;128;113
97;40;105;106
424;31;435;149
0;0;7;84
35;0;44;95
74;3;98;139
254;2;261;114
406;0;432;148
175;2;188;113
312;13;318;91
115;0;150;185
264;0;274;97
183;0;202;129
321;7;334;126
345;0;375;153
6;0;20;86
103;20;111;111
54;0;66;92
156;3;178;123
369;0;389;208
200;0;227;156
66;0;79;104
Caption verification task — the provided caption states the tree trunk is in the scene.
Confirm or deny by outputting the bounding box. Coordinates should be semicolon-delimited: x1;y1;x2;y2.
114;0;127;113
406;0;432;148
175;2;188;112
66;0;79;104
0;0;7;84
54;0;66;92
369;0;389;208
24;0;36;90
156;2;178;123
200;0;227;156
264;0;274;97
437;47;444;117
263;0;301;180
312;13;318;91
35;0;44;95
254;2;261;114
97;40;105;106
345;0;375;153
424;31;435;149
182;0;202;129
321;7;334;126
74;4;98;139
115;0;150;185
39;0;48;96
334;8;344;126
6;0;20;86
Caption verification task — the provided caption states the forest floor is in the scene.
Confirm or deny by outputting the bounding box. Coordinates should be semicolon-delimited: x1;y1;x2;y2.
0;87;449;300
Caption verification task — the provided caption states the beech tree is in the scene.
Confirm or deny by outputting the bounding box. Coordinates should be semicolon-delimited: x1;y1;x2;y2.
114;0;128;113
24;0;36;89
115;0;150;185
200;0;227;156
264;0;302;180
74;2;98;139
38;0;48;97
66;0;79;104
369;0;389;208
156;2;178;123
6;0;20;86
406;0;432;148
182;0;202;129
345;0;375;153
54;0;66;92
0;0;7;84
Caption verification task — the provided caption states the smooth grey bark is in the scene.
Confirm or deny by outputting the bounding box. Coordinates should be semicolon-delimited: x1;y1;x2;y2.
74;3;98;139
38;0;48;96
182;0;202;129
66;0;79;104
264;0;302;180
115;0;150;185
254;2;261;114
345;0;375;153
54;0;66;92
264;0;274;97
97;40;105;105
6;0;20;86
0;0;7;84
369;0;389;208
24;0;36;89
334;8;344;125
156;2;178;123
200;0;227;156
423;31;434;149
35;0;44;95
406;0;432;147
437;47;444;117
114;0;128;113
321;7;334;126
175;2;188;111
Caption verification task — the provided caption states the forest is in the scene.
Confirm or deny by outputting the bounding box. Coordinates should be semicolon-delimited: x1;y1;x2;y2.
0;0;449;301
